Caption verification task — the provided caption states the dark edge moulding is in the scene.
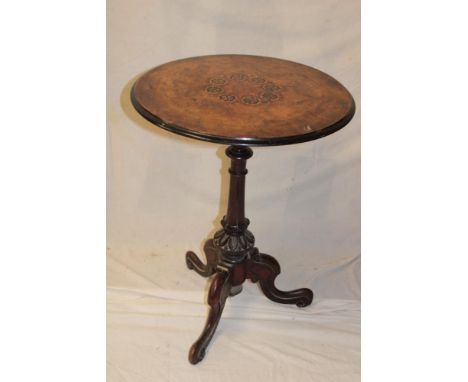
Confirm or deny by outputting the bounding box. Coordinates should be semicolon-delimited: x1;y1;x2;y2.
130;83;356;147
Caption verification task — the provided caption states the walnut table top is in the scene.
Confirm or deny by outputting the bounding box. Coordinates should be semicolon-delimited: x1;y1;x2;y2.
131;54;355;146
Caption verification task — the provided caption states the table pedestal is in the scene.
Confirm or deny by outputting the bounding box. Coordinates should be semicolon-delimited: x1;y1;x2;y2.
186;145;314;364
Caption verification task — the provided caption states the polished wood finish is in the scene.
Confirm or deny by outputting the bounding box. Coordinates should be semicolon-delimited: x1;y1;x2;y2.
131;55;355;146
186;146;313;364
130;55;355;365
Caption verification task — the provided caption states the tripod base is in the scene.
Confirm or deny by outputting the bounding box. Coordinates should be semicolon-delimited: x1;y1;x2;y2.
186;239;314;364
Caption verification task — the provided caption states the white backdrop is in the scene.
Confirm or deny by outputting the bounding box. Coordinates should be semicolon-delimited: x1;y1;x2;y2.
107;0;360;380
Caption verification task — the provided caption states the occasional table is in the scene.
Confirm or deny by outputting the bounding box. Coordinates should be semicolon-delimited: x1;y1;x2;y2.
131;54;355;364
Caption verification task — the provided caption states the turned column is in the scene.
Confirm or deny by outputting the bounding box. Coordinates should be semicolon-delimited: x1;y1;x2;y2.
213;145;255;266
225;146;252;227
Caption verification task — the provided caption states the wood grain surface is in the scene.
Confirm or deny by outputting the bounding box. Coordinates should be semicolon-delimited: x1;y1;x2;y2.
131;55;355;146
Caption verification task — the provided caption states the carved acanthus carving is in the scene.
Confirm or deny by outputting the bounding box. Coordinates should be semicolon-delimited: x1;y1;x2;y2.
213;216;255;255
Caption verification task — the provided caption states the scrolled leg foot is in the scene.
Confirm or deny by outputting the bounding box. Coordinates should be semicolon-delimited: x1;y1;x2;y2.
248;252;313;307
188;270;232;364
185;239;218;278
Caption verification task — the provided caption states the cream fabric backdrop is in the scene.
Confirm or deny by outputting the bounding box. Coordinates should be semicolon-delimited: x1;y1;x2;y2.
107;0;360;380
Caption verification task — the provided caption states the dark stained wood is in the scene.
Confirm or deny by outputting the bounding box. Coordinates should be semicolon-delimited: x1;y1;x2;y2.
131;55;355;146
185;146;313;364
225;146;252;228
131;55;354;364
188;270;232;364
185;239;218;278
248;252;313;307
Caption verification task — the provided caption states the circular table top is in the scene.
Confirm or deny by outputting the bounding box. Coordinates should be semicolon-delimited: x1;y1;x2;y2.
131;55;355;146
